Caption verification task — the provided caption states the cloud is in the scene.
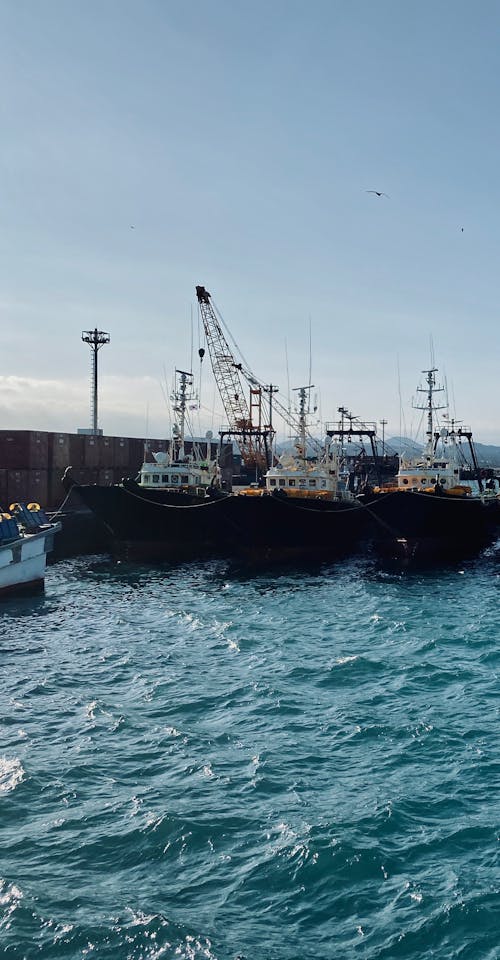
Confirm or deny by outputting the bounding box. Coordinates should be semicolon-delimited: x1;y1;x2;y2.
0;374;223;439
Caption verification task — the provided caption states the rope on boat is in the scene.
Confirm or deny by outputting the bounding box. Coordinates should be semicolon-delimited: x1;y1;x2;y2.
355;496;406;539
48;488;74;521
118;482;226;510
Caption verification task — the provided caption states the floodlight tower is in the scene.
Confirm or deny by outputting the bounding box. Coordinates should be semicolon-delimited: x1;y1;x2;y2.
81;328;110;435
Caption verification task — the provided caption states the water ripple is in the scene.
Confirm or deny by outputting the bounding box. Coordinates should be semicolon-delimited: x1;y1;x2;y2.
0;554;499;958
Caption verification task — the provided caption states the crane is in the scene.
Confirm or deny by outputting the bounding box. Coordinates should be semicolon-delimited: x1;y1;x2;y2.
195;285;271;470
195;284;327;470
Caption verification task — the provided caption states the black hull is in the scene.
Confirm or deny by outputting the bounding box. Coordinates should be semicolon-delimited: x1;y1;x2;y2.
219;494;369;563
65;482;234;560
65;477;369;562
63;472;500;565
361;490;500;560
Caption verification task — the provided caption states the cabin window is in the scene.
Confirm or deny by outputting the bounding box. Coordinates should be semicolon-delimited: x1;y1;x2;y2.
162;475;169;483
402;479;409;485
288;478;296;487
171;475;179;484
143;475;150;484
421;478;426;485
309;479;316;487
279;479;286;487
152;475;159;483
299;479;306;487
321;480;326;488
181;475;189;484
269;478;276;486
441;479;447;485
195;476;201;484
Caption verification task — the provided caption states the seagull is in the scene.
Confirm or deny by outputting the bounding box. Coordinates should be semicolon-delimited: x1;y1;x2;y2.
366;190;390;198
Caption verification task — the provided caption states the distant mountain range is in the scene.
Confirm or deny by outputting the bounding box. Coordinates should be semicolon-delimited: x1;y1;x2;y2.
387;437;500;467
276;436;500;466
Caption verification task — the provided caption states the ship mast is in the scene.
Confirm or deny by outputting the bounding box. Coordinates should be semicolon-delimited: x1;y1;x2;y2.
171;368;195;462
292;385;314;461
414;368;446;458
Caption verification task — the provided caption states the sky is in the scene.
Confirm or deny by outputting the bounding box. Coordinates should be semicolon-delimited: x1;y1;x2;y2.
1;0;500;445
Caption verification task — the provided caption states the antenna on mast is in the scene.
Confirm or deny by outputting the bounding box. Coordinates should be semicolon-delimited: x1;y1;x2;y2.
292;385;314;461
414;367;446;454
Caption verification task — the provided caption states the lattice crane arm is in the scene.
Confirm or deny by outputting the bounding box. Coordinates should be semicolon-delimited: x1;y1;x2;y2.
196;286;252;431
196;285;272;468
195;285;325;463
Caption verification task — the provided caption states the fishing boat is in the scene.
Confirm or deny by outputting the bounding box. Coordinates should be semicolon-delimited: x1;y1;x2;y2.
121;368;221;502
360;368;500;560
63;385;369;562
0;503;61;597
63;368;229;559
226;386;369;562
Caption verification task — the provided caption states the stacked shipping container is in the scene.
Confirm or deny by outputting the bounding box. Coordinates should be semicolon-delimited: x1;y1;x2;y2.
0;432;231;509
0;431;147;509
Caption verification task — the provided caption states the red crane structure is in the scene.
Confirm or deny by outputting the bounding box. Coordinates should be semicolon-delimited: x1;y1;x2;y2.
195;285;273;472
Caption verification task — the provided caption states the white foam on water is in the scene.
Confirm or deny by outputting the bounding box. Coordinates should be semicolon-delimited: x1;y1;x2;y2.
0;757;24;795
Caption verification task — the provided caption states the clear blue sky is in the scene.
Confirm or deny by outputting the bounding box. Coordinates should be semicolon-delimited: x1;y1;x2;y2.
1;0;499;442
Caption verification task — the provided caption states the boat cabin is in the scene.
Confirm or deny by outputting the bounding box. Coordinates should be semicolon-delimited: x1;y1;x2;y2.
138;451;219;496
264;455;352;500
396;456;461;491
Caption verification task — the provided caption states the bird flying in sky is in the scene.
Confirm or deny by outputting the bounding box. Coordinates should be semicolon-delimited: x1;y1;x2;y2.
366;190;390;198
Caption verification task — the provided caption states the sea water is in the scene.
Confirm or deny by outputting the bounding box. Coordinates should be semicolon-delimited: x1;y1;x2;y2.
1;547;499;959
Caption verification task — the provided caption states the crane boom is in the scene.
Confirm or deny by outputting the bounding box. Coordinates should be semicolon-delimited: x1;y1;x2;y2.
196;285;269;468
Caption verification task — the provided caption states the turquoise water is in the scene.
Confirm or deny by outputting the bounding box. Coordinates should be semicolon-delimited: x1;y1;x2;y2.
1;548;500;959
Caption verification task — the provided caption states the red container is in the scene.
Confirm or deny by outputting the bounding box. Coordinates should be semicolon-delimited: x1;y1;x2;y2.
113;437;130;468
0;469;8;508
7;469;49;508
0;431;49;469
47;469;65;510
128;439;146;473
6;470;29;505
48;432;71;470
83;435;101;468
101;435;113;468
28;470;49;507
69;434;85;468
82;435;113;469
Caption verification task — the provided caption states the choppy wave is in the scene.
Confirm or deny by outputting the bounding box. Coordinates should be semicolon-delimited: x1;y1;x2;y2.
0;550;499;958
0;757;24;794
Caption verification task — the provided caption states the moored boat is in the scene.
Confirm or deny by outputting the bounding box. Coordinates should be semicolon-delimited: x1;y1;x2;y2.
224;386;369;562
63;388;369;563
0;503;61;597
360;368;500;561
62;366;228;558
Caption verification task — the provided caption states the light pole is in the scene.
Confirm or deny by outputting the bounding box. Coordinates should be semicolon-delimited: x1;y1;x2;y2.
380;418;387;456
82;328;110;435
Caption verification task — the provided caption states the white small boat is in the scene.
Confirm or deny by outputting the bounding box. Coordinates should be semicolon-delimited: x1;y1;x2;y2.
0;504;61;598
